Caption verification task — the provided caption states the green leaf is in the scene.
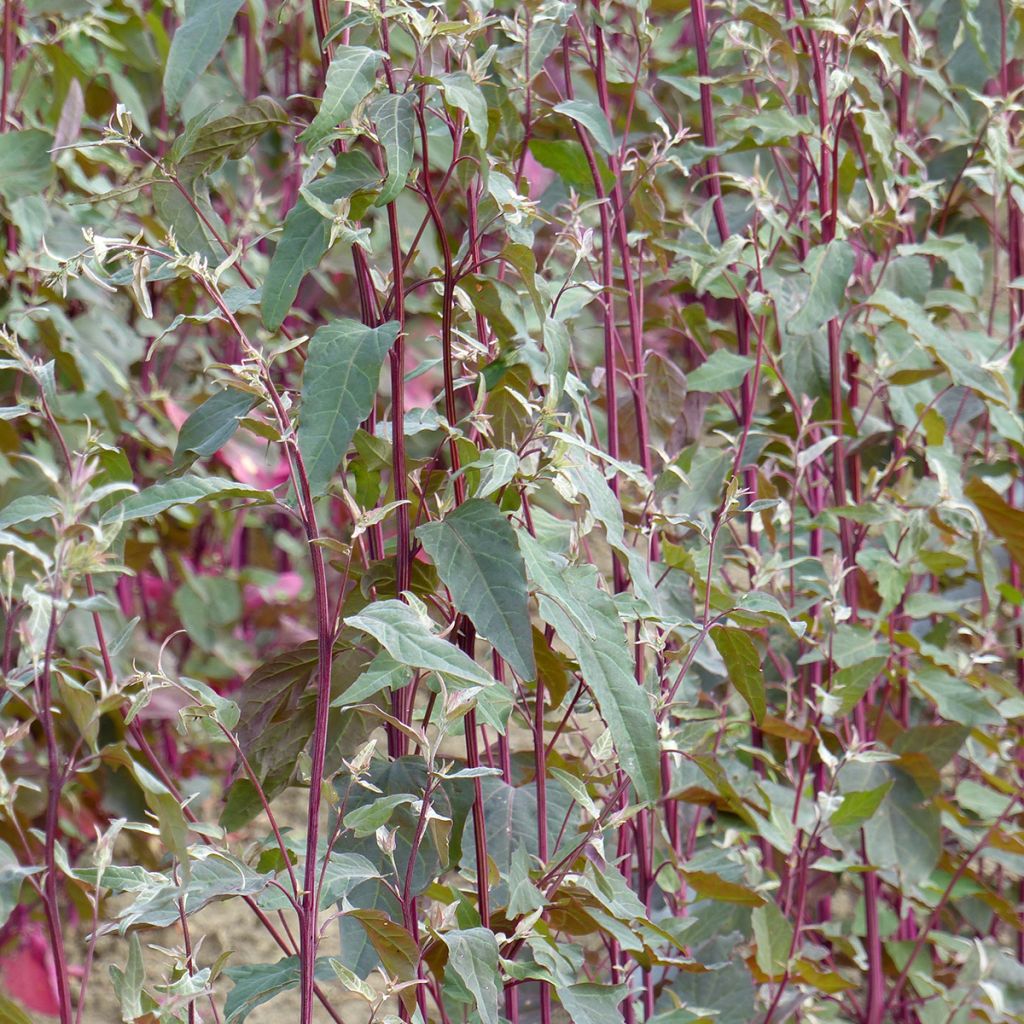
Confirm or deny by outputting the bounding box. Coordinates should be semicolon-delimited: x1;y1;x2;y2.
841;763;941;886
966;476;1024;568
101;476;271;523
712;627;766;724
443;929;501;1024
519;532;600;640
468;776;578;876
553;99;616;155
0;841;38;928
830;656;886;716
173;388;257;470
525;0;574;78
345;600;495;688
0;495;61;531
297;318;400;497
536;566;660;803
0;130;54;201
752;902;793;979
115;849;273;930
163;0;247;111
343;793;417;837
438;72;489;148
110;933;145;1022
528;139;613;196
261;152;381;330
687;350;755;393
0;996;35;1024
370;91;416;206
224;958;300;1023
300;46;382;151
174;98;288;182
556;983;628;1024
346;909;419;1008
788;240;854;334
333;651;410;708
259;852;379;911
506;846;545;917
417;499;536;681
831;782;893;829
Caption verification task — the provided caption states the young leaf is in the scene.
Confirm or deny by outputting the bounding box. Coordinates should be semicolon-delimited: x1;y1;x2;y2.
300;47;382;152
442;929;501;1024
173;388;257;470
369;91;416;206
261;152;381;330
536;566;660;803
163;0;247;111
297;319;399;497
100;476;271;523
417;500;536;681
712;626;766;724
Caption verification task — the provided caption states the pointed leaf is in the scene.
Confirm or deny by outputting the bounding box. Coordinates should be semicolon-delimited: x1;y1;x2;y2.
224;958;300;1023
443;929;501;1024
418;500;535;680
163;0;247;111
752;902;793;979
370;91;416;206
553;99;616;155
173;388;257;469
536;566;660;803
439;72;489;148
0;130;54;201
300;47;382;151
173;99;288;182
712;627;766;724
830;782;893;829
262;152;381;329
966;476;1024;568
687;350;755;393
556;983;628;1024
297;318;399;496
0;495;61;531
101;476;271;523
788;240;854;334
345;600;495;688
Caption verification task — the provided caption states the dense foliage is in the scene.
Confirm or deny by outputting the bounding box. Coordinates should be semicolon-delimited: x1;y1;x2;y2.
1;0;1023;1021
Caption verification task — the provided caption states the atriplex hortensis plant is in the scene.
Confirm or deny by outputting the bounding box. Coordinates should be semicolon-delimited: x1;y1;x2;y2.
1;0;1024;1022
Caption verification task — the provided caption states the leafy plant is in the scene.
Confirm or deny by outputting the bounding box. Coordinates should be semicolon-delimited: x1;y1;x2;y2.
1;0;1023;1022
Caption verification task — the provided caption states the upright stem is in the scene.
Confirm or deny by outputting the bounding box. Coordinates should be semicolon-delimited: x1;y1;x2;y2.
38;606;74;1024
